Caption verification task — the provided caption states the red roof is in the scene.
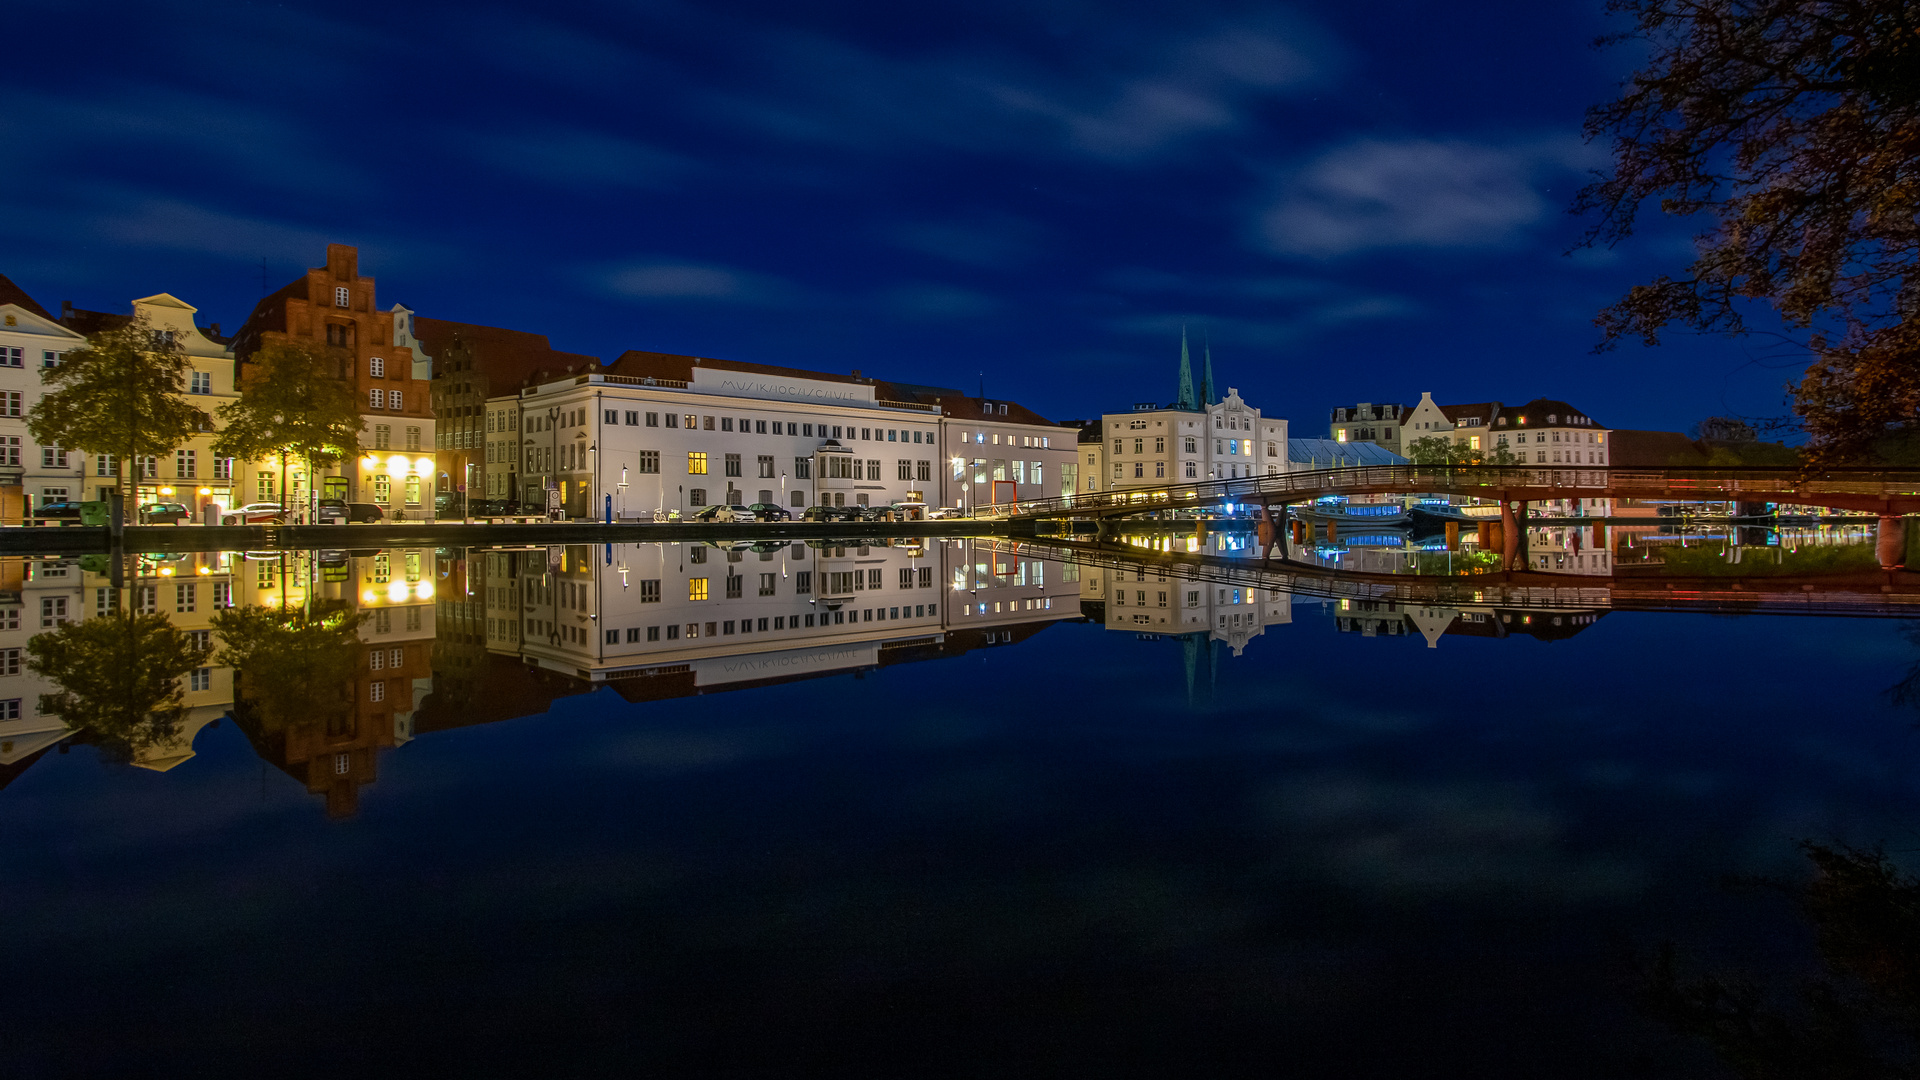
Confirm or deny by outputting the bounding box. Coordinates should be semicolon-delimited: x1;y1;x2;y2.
0;273;54;322
413;317;598;388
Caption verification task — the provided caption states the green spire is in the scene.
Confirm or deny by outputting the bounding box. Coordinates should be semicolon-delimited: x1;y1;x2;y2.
1176;327;1195;410
1202;334;1216;406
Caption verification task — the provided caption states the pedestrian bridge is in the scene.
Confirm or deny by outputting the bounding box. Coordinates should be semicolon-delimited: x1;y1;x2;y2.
971;465;1920;521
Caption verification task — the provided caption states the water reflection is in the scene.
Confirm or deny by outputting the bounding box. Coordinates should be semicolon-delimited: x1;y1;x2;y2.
0;522;1910;816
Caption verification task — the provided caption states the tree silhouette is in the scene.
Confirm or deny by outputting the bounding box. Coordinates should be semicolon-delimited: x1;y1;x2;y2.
211;600;365;733
1578;0;1920;464
25;611;210;764
27;315;210;522
213;339;362;518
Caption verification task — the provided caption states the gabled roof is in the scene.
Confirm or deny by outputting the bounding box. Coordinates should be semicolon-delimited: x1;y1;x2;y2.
1436;400;1500;424
0;273;54;321
1490;398;1603;428
413;317;599;388
60;306;132;337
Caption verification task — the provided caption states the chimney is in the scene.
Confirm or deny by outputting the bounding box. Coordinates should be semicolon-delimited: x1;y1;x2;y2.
61;301;72;316
851;369;861;378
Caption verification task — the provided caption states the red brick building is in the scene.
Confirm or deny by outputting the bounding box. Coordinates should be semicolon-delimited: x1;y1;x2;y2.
231;244;436;516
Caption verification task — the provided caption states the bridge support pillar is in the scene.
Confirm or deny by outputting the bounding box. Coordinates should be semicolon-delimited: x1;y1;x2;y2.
1878;514;1906;569
1445;521;1460;551
1326;520;1338;544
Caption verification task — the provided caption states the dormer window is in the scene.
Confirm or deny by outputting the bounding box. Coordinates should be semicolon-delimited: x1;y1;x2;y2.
369;357;385;378
334;286;350;308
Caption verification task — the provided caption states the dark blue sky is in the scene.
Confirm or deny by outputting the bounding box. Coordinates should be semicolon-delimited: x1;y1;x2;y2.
0;0;1794;432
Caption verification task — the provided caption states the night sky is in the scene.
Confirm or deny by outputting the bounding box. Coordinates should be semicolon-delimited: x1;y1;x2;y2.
1;1;1789;433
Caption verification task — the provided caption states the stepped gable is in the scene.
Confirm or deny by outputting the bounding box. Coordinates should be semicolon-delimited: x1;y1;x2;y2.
0;273;54;321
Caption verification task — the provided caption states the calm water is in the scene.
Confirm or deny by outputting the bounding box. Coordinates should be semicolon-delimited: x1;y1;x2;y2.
2;532;1917;1077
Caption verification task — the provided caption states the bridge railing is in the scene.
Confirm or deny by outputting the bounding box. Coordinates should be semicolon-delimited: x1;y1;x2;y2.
968;465;1920;520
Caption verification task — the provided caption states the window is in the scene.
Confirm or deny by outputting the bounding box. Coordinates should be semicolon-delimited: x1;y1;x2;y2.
794;571;812;594
406;426;421;451
369;389;383;410
687;452;708;475
724;453;741;477
190;371;211;394
405;477;421;505
387;390;403;410
0;700;18;720
758;455;775;478
40;447;67;469
0;347;18;367
334;285;350;308
688;578;709;601
372;424;391;450
1113;463;1123;479
867;460;881;480
896;459;912;480
918;566;933;588
213;582;232;608
374;474;391;502
916;460;931;481
1133;462;1143;478
0;648;18;676
0;609;16;631
726;574;742;599
759;572;776;596
175;583;195;613
703;416;714;430
175;450;196;478
604;409;618;425
0;438;18;467
370;680;386;702
189;668;211;692
39;596;66;628
370;357;385;378
794;457;811;480
634;450;660;475
689;488;707;506
213;456;232;480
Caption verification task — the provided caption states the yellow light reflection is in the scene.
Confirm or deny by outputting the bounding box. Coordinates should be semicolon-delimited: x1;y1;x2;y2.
414;456;433;474
362;589;378;604
386;454;409;475
387;581;408;603
415;581;434;600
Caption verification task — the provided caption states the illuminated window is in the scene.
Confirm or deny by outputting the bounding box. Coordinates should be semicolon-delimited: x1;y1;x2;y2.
688;578;709;601
687;452;708;475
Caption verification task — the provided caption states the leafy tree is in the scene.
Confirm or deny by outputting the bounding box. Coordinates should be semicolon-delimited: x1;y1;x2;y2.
26;610;210;764
212;600;365;733
213;339;363;517
26;315;210;521
1576;0;1920;464
1404;434;1525;465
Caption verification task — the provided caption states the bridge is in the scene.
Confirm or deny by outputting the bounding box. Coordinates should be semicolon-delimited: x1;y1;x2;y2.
992;536;1920;619
971;465;1920;522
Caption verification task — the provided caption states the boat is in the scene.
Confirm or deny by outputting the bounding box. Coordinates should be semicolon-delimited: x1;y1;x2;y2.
1293;500;1412;528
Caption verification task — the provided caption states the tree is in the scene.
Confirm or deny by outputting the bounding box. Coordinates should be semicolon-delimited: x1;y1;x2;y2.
27;315;210;521
211;600;365;734
27;610;210;765
1404;434;1524;465
212;339;363;519
1576;0;1920;464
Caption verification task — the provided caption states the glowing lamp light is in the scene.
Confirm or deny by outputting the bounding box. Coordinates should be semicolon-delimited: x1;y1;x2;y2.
362;589;379;604
361;455;380;470
387;581;409;603
159;566;175;577
197;487;211;496
196;565;211;576
159;487;175;496
415;581;434;600
386;454;409;476
414;456;432;474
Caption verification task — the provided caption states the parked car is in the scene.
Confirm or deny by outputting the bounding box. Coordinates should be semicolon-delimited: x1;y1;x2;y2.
468;498;524;517
746;502;792;522
801;504;857;522
692;503;757;523
926;506;966;520
138;501;191;524
222;502;288;525
878;501;926;521
315;498;349;524
31;500;84;521
344;502;385;523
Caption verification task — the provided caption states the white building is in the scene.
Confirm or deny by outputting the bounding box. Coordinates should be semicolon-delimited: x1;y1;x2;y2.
0;275;87;519
493;352;1078;519
1101;386;1288;492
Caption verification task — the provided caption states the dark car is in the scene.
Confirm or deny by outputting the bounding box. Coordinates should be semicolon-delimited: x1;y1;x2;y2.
468;499;524;517
746;502;792;522
138;501;190;524
344;502;385;523
801;504;856;522
316;498;349;524
32;500;84;521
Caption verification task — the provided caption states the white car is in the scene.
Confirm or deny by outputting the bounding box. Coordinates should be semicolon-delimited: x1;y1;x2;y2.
696;504;757;524
926;506;966;520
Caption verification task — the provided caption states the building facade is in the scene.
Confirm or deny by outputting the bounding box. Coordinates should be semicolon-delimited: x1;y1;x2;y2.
496;353;1076;520
0;275;87;520
1328;402;1410;454
1100;386;1288;491
230;245;436;519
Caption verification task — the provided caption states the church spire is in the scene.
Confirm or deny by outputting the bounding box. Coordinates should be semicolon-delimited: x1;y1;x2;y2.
1202;332;1216;406
1176;326;1196;410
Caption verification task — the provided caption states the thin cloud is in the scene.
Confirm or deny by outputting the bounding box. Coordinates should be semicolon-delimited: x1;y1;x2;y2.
466;127;697;189
887;215;1044;268
597;259;799;306
1258;137;1601;258
886;284;1004;320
